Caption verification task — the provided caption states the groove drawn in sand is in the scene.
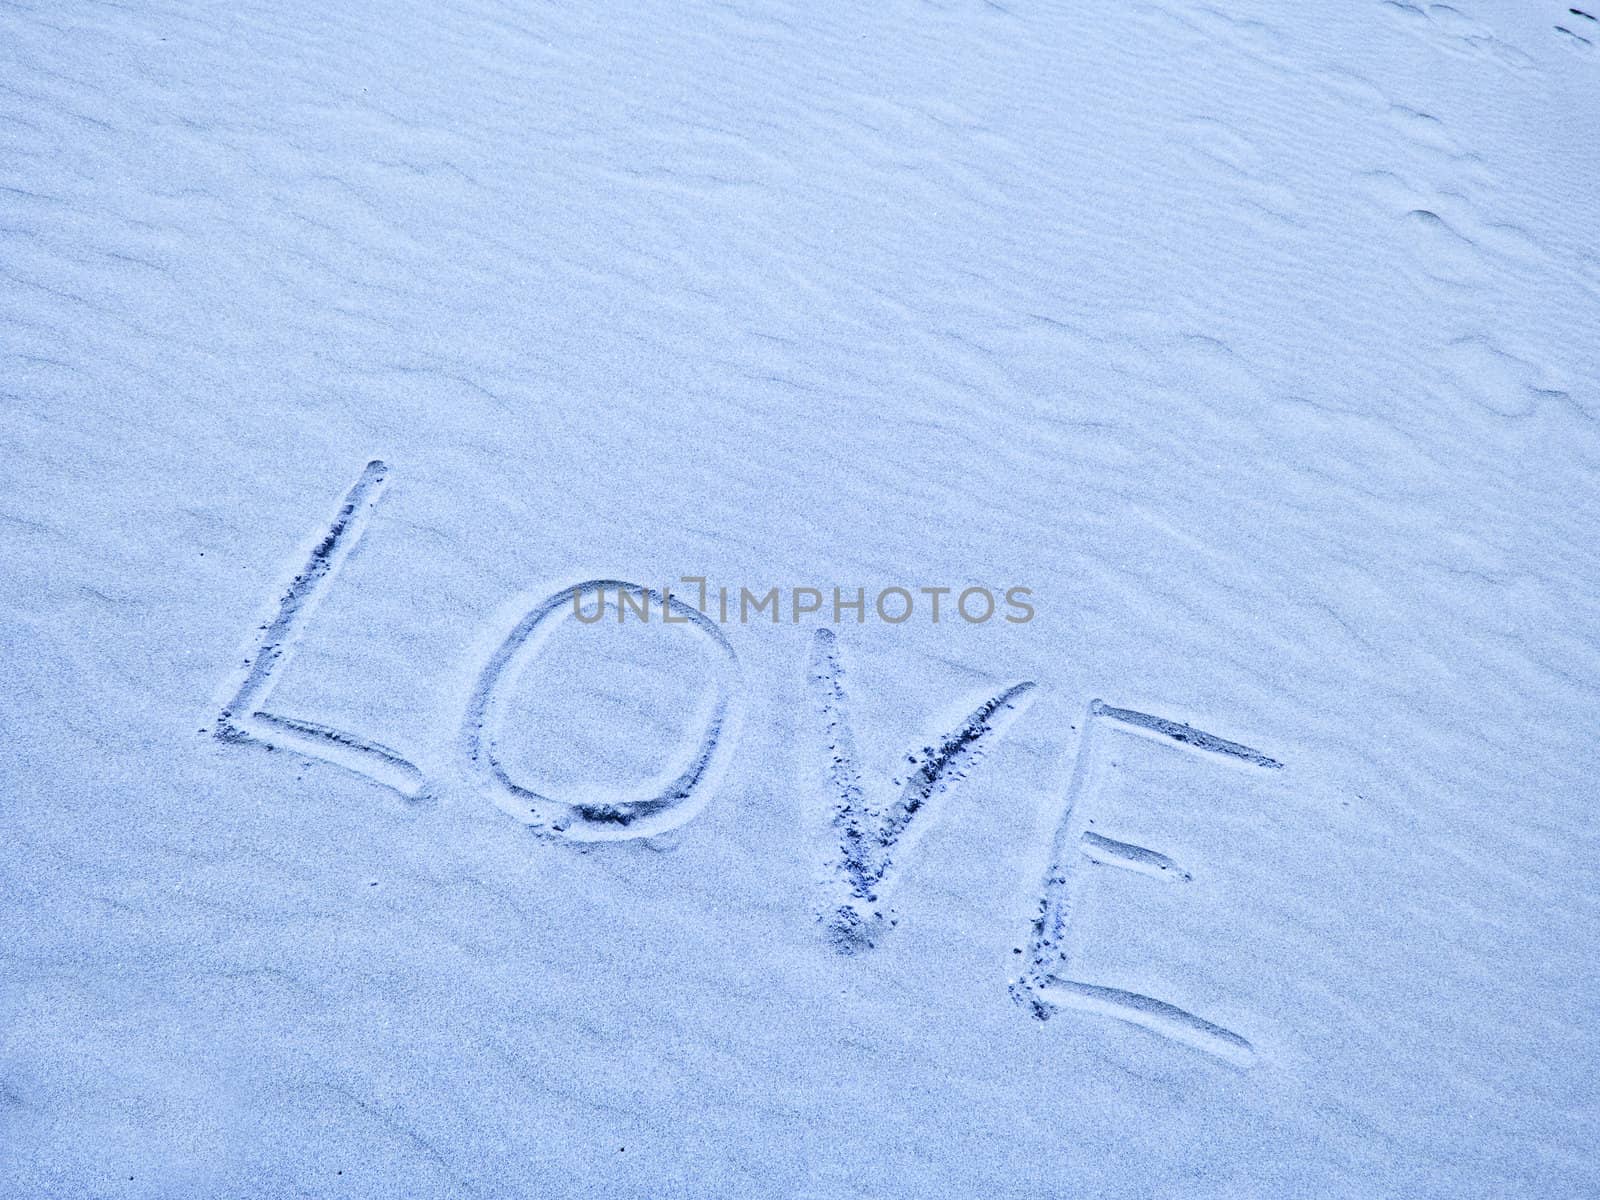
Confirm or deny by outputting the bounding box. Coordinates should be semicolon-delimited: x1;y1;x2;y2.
809;628;1036;953
1556;19;1594;46
215;460;426;798
461;581;741;842
1079;831;1191;881
1091;701;1284;768
1561;5;1597;47
1035;980;1254;1066
1013;699;1282;1065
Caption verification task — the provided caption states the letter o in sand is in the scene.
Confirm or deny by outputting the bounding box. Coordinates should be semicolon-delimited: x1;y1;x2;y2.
461;580;742;842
